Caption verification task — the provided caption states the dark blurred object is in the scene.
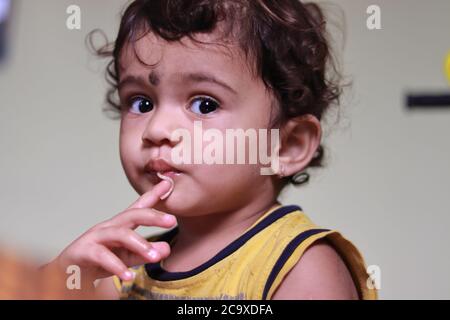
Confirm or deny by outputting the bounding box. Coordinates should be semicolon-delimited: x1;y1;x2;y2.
406;52;450;109
407;93;450;109
0;0;11;63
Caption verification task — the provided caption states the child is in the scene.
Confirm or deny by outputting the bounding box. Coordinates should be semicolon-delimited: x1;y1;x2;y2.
46;0;378;300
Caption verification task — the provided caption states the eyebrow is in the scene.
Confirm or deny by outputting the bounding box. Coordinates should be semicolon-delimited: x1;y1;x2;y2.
118;71;238;95
118;75;147;91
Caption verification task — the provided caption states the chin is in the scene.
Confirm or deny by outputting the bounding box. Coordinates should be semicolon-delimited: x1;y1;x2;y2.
153;195;205;217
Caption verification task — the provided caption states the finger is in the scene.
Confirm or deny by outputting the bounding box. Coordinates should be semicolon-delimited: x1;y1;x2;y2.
127;180;172;210
86;244;135;282
93;227;163;263
108;208;177;230
111;247;149;268
148;241;171;259
118;241;172;270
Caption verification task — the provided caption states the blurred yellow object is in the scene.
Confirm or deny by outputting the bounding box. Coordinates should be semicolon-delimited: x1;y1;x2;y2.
445;51;450;86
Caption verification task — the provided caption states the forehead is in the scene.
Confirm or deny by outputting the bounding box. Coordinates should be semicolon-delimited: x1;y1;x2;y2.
118;30;255;88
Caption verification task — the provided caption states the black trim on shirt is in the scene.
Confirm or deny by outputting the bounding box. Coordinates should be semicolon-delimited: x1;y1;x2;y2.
145;204;303;281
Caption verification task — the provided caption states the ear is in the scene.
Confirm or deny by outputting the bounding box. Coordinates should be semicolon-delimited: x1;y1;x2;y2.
277;114;322;177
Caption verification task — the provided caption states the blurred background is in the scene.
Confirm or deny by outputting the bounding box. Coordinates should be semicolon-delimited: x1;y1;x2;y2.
0;0;449;299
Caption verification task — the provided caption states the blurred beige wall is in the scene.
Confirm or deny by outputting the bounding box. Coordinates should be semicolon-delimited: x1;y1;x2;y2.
1;0;449;299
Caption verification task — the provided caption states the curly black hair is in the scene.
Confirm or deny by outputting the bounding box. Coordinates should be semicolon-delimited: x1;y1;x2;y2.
87;0;346;190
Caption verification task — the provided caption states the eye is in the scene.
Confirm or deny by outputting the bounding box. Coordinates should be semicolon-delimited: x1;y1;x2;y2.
128;96;154;114
189;97;220;116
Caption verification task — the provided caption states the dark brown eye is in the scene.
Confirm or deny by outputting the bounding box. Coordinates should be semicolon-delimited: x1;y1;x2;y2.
190;97;220;115
129;97;153;114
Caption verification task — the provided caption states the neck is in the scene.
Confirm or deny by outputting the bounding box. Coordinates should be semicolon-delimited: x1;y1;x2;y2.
173;200;282;247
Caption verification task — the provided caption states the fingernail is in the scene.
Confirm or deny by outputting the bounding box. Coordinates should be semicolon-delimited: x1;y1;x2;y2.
160;180;171;188
123;270;135;281
159;186;173;200
163;214;176;223
148;249;159;260
158;176;174;200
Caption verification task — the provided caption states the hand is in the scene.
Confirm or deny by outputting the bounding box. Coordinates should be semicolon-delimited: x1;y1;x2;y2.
48;180;177;289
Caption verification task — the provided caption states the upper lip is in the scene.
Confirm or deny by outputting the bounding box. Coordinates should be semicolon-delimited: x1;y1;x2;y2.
145;158;181;174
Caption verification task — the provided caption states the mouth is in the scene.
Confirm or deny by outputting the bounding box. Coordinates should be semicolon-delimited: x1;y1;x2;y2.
144;158;183;183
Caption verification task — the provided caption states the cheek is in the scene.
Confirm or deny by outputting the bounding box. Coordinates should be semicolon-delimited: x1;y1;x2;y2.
199;164;264;209
233;88;273;126
119;125;141;173
195;162;261;193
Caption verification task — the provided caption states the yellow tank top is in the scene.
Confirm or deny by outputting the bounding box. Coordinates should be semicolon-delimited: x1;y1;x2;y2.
113;204;378;300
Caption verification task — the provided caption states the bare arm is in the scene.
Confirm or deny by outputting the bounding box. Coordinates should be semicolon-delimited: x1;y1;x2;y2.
271;238;359;300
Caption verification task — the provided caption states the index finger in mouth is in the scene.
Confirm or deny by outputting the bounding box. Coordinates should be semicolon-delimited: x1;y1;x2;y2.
127;180;172;210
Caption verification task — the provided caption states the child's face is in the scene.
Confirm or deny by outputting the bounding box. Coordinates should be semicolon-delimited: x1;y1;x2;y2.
118;31;279;216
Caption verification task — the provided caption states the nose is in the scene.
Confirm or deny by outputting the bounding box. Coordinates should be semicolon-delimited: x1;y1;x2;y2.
141;106;182;147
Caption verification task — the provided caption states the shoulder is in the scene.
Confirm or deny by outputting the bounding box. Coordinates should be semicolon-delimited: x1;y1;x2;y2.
271;238;359;300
